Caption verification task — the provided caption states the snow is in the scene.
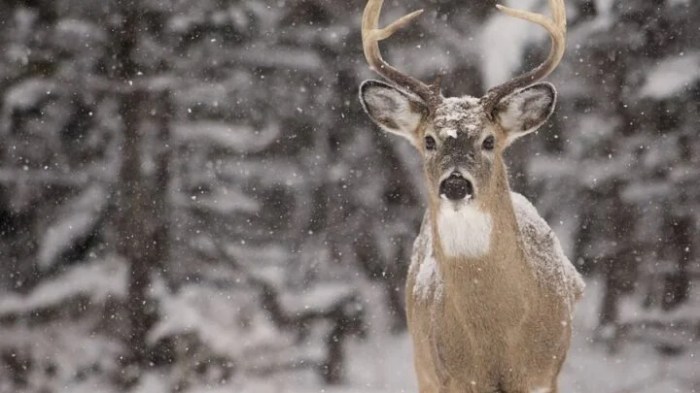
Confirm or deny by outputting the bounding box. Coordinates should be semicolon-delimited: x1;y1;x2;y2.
0;256;127;316
480;0;544;88
413;229;439;301
618;276;700;327
55;19;103;41
233;47;323;71
157;280;697;393
37;185;106;269
511;192;585;308
149;280;291;360
0;324;122;393
168;15;205;34
410;214;444;302
560;282;700;393
224;243;289;268
594;0;616;21
280;283;356;315
640;53;700;99
217;158;307;188
187;186;260;215
173;122;280;154
132;374;169;393
38;210;95;268
414;253;437;300
3;78;57;111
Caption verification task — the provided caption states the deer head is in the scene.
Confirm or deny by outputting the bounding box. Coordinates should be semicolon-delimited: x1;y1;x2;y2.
359;0;566;230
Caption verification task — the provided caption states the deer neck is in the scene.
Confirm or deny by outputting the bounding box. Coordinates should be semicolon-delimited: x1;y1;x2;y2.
425;161;532;327
427;160;523;284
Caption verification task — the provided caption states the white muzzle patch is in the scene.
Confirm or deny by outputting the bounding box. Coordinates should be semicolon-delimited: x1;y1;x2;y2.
437;202;492;258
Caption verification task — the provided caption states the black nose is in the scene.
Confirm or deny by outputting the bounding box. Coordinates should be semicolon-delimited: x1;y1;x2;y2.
439;173;473;201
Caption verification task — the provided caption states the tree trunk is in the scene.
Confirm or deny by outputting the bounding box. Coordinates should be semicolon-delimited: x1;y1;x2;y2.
116;87;156;385
111;8;173;387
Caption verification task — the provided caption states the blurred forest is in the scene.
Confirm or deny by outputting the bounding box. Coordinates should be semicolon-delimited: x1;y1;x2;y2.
0;0;697;392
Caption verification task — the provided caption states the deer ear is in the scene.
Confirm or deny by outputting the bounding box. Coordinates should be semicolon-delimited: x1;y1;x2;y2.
359;80;428;146
494;82;557;145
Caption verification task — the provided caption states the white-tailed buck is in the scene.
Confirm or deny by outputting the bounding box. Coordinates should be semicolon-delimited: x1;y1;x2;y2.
358;0;585;392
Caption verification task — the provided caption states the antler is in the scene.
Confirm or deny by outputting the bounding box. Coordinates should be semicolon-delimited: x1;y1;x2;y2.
361;0;441;109
482;0;567;118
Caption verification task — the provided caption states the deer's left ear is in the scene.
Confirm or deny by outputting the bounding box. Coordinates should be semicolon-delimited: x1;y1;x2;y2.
494;82;557;145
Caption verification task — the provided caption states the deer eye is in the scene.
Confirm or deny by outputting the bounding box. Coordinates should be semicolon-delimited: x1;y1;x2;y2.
425;136;436;151
482;135;495;151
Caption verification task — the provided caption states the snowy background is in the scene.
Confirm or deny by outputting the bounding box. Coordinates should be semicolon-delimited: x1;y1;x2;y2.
0;0;698;392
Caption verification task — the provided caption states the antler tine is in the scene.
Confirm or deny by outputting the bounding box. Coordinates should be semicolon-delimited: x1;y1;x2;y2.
362;0;440;108
482;0;567;118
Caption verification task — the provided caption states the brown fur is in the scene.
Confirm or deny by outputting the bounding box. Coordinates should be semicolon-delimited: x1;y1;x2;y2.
405;125;572;393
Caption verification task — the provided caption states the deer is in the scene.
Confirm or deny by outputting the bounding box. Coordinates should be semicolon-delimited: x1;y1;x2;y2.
357;1;585;392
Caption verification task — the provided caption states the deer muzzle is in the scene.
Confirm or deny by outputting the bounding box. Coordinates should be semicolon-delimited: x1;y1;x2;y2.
439;172;474;201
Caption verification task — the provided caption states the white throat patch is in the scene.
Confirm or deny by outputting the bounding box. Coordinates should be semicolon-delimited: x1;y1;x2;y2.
437;203;492;258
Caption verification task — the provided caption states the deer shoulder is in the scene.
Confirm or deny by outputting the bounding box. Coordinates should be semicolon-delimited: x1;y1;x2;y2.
511;192;586;308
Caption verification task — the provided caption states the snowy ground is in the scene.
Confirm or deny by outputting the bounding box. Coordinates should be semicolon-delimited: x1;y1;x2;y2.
35;276;696;393
194;280;698;393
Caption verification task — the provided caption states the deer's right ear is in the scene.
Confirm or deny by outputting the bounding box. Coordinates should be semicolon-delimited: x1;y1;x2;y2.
359;80;428;145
